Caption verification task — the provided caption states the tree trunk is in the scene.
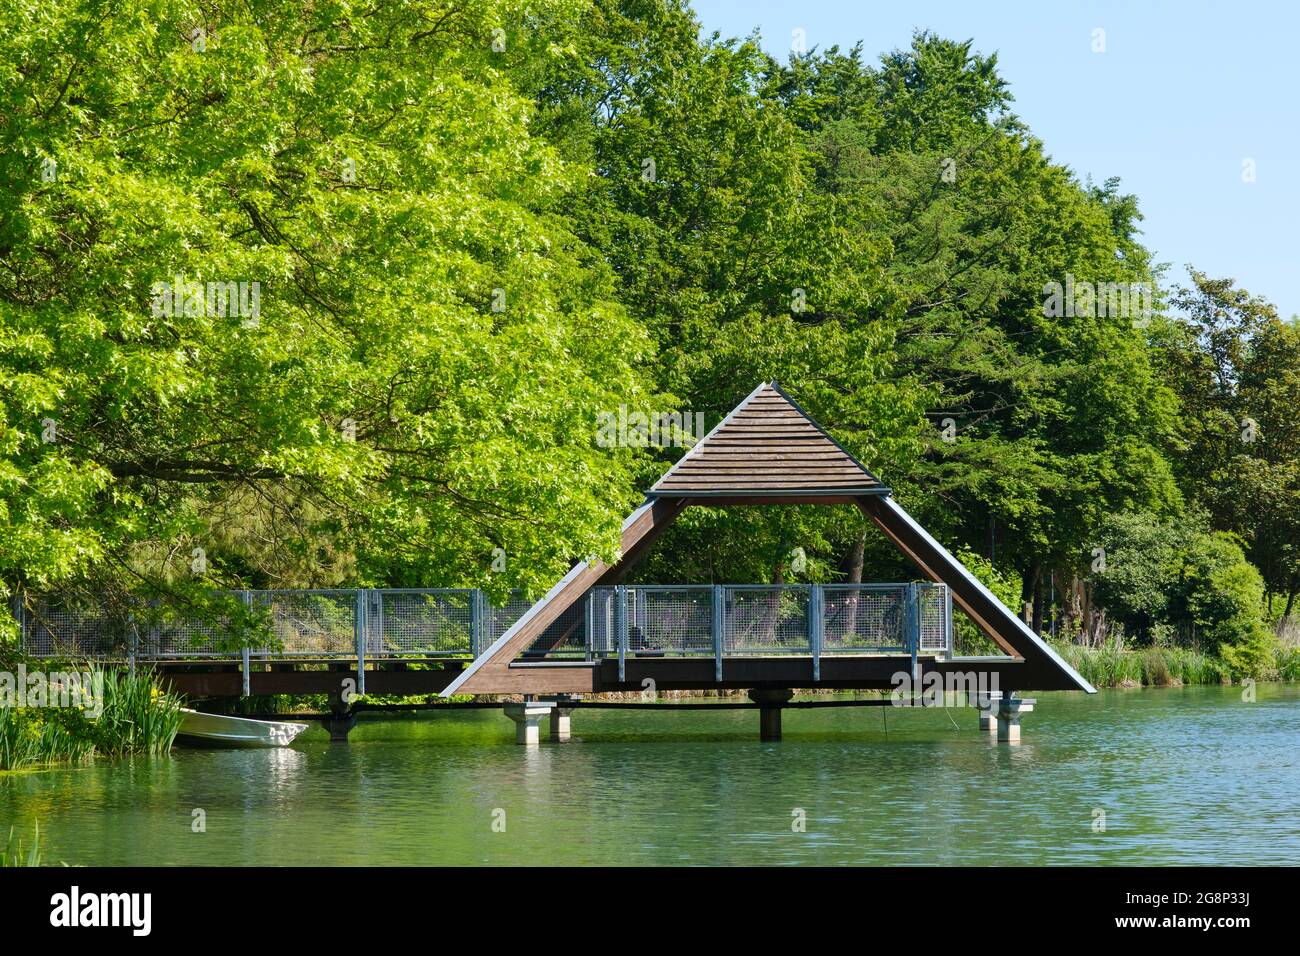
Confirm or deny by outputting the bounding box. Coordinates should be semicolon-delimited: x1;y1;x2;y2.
847;529;865;584
1028;562;1044;635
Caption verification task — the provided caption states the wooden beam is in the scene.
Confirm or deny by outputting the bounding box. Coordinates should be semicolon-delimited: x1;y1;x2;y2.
442;497;686;695
855;494;1094;692
854;496;1019;658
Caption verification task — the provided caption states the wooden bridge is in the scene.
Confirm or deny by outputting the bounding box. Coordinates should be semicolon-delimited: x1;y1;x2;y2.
18;383;1092;742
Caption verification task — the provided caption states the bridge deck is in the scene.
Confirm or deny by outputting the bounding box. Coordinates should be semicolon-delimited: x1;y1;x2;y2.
153;653;1038;699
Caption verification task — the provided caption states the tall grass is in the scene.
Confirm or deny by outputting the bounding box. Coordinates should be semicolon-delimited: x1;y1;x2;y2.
1053;641;1230;688
0;707;41;771
1;824;41;867
1277;645;1300;682
1;665;182;771
91;668;183;756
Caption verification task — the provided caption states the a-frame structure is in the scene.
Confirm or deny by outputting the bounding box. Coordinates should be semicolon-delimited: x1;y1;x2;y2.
443;383;1094;696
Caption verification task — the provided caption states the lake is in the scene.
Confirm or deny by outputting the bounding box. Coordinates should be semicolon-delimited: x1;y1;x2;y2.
3;684;1297;865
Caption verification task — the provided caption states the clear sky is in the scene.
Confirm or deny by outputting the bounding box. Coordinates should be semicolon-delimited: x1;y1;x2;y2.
691;0;1300;319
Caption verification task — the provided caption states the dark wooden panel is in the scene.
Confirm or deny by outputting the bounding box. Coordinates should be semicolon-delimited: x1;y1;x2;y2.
649;382;880;496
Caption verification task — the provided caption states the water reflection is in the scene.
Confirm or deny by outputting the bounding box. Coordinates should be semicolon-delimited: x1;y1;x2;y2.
2;685;1298;865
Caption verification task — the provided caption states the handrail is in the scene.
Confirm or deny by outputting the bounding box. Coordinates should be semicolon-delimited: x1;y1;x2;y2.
14;582;951;664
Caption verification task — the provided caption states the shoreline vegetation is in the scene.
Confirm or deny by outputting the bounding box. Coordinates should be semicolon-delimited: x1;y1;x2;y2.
1055;641;1300;689
0;661;182;773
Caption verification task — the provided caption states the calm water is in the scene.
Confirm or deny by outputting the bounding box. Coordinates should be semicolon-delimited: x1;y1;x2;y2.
3;685;1298;865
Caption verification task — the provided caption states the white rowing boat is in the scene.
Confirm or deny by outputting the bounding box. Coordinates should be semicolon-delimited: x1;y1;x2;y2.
177;708;309;748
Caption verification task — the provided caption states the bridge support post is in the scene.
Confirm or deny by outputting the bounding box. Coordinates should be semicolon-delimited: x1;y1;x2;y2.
996;695;1035;743
321;692;357;743
976;690;1001;734
749;688;794;741
504;700;554;746
546;695;579;742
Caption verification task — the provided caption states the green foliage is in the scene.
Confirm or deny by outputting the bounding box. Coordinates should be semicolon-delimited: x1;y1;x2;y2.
1053;641;1227;688
0;0;1291;683
0;663;181;769
1;823;41;867
1088;510;1278;675
90;668;184;756
950;547;1020;656
1;0;653;618
1277;646;1300;682
1163;273;1300;624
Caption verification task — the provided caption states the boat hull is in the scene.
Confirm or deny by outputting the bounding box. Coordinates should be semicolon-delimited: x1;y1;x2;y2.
177;708;309;748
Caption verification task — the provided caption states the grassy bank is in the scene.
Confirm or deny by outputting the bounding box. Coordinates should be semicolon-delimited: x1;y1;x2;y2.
0;664;183;772
1053;641;1300;688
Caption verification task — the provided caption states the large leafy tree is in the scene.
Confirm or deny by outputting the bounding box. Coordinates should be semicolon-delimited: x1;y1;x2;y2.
769;36;1182;629
1164;273;1300;622
0;0;654;626
529;2;930;585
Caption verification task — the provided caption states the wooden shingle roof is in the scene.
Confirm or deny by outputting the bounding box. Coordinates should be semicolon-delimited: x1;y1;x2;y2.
648;382;886;497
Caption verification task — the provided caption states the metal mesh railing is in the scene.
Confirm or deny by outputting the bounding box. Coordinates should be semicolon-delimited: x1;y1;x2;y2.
918;585;950;653
20;601;137;658
585;586;714;657
822;585;907;652
725;586;810;653
576;583;950;662
16;583;951;664
258;590;356;656
633;587;714;654
375;589;474;656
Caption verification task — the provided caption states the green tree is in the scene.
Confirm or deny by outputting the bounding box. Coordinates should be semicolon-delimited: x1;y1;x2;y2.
1164;273;1300;623
0;0;654;628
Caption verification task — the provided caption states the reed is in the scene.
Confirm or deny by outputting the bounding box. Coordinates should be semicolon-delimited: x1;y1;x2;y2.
1053;641;1233;687
1277;645;1300;682
1;664;182;770
0;707;41;771
90;668;184;757
1;823;41;867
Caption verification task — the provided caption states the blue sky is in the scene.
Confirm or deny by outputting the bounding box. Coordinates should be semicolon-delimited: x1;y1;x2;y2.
692;0;1300;319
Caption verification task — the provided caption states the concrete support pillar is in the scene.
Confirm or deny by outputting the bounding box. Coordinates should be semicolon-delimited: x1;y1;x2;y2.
540;694;579;742
748;688;794;742
549;706;575;741
976;690;1002;734
549;708;571;741
503;700;554;746
996;696;1035;743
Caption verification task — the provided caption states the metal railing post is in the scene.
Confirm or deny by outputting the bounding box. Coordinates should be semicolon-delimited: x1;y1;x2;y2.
809;584;822;683
944;584;953;659
355;589;367;697
711;585;724;683
240;590;253;697
906;583;919;683
616;584;628;682
469;588;482;658
584;591;594;662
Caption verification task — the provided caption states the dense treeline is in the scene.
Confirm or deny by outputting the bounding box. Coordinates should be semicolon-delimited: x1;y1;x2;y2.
1;0;1296;675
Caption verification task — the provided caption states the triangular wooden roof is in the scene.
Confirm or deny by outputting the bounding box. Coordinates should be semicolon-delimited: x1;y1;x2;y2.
649;382;887;497
440;381;1095;697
